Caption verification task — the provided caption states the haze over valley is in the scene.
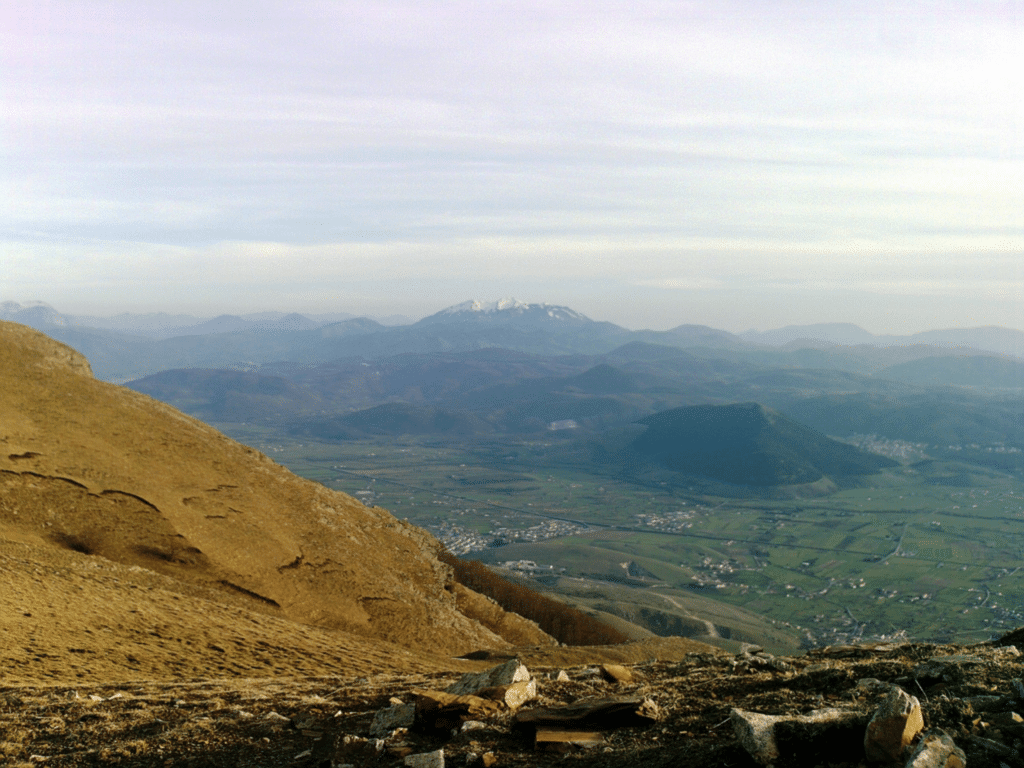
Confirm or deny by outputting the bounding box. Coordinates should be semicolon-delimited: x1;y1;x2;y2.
7;296;1024;654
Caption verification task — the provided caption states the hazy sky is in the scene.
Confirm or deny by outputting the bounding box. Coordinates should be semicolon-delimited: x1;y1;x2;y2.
2;1;1022;332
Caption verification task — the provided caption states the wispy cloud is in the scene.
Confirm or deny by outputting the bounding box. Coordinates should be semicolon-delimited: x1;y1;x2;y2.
2;1;1021;331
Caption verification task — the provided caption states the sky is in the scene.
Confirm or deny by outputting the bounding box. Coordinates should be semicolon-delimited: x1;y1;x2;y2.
2;1;1022;332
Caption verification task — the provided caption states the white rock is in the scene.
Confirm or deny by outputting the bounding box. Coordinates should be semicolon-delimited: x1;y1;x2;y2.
503;678;538;710
731;707;859;766
905;729;966;768
731;709;781;764
446;659;529;696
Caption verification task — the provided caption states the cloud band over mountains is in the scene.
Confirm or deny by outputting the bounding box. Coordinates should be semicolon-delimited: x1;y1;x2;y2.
3;1;1021;331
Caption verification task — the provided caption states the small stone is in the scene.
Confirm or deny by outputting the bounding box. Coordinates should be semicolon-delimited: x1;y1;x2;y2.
802;663;832;674
264;711;290;723
501;679;537;710
857;678;892;694
600;664;633;684
370;702;416;737
480;753;497;767
864;686;924;763
965;734;1018;760
964;695;1006;713
461;720;487;732
988;712;1024;728
334;734;385;762
555;670;570;682
905;730;966;768
404;748;445;768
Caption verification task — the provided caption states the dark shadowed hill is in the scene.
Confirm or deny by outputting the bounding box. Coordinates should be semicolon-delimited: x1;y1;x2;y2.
127;368;329;423
629;402;896;486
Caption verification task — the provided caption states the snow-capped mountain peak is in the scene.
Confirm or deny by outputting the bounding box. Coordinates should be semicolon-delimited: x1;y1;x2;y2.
438;298;529;315
420;299;591;325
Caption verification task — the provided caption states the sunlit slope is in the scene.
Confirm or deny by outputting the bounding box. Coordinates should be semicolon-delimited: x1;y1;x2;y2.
0;537;447;683
0;321;502;657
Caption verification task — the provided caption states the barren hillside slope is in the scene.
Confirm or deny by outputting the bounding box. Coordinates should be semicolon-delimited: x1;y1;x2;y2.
0;321;514;662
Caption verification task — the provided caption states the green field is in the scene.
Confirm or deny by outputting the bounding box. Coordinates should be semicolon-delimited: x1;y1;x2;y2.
218;424;1024;648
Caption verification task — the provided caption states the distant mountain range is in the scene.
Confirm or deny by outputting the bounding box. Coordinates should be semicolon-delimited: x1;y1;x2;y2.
0;301;414;338
741;322;1024;358
6;298;1024;385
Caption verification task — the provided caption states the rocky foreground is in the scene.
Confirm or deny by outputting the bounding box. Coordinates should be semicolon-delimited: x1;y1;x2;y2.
5;631;1024;768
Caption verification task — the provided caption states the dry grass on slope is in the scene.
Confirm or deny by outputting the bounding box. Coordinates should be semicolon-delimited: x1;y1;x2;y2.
0;321;502;658
0;538;454;684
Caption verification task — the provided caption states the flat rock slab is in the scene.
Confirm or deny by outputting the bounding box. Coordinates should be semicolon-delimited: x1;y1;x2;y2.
732;707;867;767
515;695;659;731
413;690;503;732
535;728;605;752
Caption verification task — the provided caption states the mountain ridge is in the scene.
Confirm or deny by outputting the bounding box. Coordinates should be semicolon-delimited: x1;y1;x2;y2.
8;299;1024;382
